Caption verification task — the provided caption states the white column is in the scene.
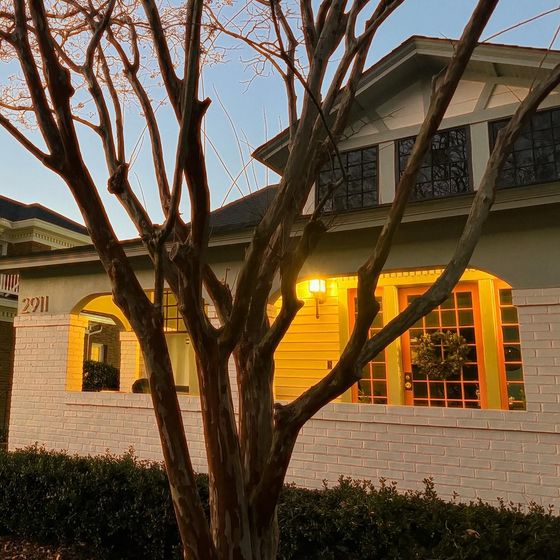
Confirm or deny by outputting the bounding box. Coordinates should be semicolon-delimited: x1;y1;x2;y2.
119;331;141;392
9;314;87;450
470;122;490;190
513;287;560;415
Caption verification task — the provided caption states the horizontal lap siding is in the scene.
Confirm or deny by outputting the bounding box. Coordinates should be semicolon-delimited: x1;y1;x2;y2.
274;292;342;401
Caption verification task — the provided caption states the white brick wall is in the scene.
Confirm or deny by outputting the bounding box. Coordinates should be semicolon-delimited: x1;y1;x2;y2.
119;332;141;392
8;288;560;510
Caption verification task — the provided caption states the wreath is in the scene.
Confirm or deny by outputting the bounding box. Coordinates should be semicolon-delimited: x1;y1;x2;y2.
412;330;469;381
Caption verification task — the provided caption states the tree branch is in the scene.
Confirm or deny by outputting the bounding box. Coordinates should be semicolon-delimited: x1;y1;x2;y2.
300;0;316;60
253;0;500;525
107;25;172;214
257;219;327;358
13;0;62;159
0;113;55;167
141;0;182;117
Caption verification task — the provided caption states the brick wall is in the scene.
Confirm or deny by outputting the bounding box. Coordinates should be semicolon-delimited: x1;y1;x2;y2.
84;322;121;369
8;288;560;509
9;314;87;445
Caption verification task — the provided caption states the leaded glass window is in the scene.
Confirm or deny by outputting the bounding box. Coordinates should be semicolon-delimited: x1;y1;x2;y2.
397;127;472;200
490;107;560;188
316;146;378;212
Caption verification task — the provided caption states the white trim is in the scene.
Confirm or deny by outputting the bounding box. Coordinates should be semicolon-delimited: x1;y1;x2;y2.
0;302;16;322
80;312;117;326
0;218;89;248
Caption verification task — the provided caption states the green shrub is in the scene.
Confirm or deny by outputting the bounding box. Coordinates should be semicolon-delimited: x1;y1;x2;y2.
0;446;183;559
82;361;120;392
277;478;560;559
0;447;558;559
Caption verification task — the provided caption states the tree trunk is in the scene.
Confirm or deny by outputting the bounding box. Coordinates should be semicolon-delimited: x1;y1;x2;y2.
196;348;254;559
137;324;218;560
249;511;279;560
238;345;279;560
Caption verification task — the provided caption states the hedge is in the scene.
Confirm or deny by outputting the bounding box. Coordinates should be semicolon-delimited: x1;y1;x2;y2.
82;361;120;392
0;447;558;559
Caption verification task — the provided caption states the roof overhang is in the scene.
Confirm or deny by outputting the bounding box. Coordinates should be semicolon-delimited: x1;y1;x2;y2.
2;181;559;275
253;36;560;172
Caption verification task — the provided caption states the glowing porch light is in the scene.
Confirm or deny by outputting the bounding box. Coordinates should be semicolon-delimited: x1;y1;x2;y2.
308;278;327;318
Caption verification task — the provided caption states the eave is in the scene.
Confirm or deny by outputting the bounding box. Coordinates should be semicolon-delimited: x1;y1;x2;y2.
1;182;558;275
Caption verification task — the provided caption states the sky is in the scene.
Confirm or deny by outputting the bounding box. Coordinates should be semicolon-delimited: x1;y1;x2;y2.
1;0;560;239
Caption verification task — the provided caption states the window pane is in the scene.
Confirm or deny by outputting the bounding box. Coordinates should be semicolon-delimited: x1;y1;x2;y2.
398;127;471;200
498;288;526;410
491;107;560;188
317;146;378;212
353;295;387;404
408;287;482;409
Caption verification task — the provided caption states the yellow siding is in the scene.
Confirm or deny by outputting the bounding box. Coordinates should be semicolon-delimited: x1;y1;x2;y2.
274;280;344;401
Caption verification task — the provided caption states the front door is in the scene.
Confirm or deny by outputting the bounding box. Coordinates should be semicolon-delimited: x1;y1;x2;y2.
400;285;486;409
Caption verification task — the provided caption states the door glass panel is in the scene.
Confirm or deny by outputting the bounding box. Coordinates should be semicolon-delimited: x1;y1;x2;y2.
354;296;387;404
498;288;526;410
406;290;481;409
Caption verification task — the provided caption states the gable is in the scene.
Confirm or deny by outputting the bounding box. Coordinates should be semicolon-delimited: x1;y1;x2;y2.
348;78;488;140
255;37;560;171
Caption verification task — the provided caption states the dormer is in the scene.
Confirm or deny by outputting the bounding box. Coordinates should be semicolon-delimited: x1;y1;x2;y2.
253;36;560;216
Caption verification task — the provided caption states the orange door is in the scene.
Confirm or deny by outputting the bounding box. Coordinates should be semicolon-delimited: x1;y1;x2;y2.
399;284;487;409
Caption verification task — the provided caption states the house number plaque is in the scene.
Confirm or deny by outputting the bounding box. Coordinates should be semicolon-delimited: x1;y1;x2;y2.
21;296;49;314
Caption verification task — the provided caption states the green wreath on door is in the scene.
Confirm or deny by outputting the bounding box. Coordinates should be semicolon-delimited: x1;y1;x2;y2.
412;330;470;381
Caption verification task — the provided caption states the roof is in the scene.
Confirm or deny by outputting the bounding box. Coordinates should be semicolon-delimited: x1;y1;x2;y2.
0;195;88;235
253;35;560;167
209;185;279;232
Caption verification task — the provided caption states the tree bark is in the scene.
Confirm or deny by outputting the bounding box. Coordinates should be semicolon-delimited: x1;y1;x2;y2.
196;347;254;558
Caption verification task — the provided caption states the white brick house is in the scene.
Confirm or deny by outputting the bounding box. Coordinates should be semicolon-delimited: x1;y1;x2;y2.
1;37;560;508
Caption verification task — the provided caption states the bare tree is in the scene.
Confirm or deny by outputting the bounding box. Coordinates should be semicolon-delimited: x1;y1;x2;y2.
1;0;559;558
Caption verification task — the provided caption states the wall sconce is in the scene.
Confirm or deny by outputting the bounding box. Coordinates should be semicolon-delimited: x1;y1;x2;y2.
308;278;327;319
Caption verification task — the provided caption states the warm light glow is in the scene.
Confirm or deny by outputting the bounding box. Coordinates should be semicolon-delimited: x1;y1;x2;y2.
308;278;326;296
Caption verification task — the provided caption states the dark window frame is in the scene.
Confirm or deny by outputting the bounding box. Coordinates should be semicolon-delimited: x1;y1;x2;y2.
489;105;560;189
316;145;380;213
396;125;474;201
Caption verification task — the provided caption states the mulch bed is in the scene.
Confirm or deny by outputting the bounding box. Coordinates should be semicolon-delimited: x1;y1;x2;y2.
0;537;95;559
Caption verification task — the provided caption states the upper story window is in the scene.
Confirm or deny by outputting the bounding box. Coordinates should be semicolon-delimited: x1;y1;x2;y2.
397;126;472;200
316;146;378;212
490;106;560;188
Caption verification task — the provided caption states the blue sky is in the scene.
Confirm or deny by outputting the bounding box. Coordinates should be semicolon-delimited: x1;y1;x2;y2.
1;0;560;238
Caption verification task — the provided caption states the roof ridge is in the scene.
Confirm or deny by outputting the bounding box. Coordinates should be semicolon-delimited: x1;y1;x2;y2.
25;201;88;234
